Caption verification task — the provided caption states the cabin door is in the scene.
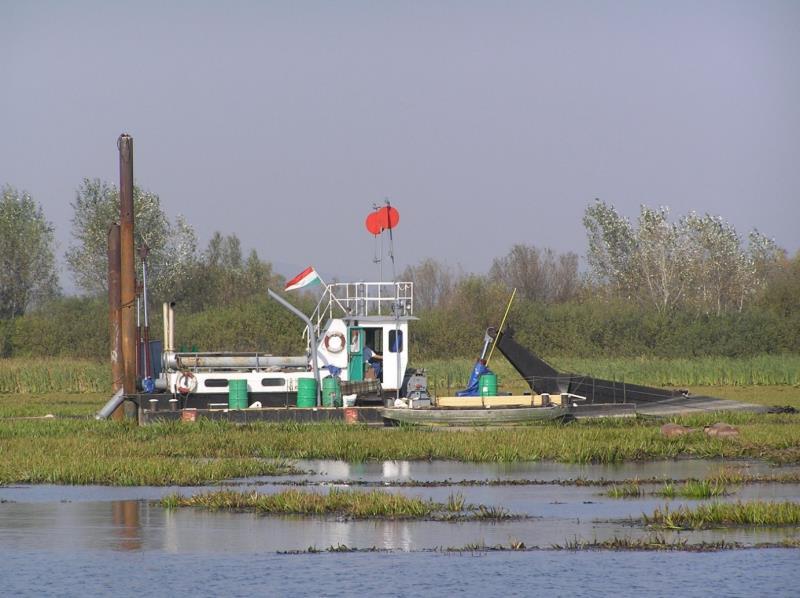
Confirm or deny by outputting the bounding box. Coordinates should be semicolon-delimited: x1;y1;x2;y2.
347;327;365;381
382;327;405;392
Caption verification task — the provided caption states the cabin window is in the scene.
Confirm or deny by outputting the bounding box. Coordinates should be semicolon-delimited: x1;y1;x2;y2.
204;379;229;388
261;378;286;387
388;330;403;353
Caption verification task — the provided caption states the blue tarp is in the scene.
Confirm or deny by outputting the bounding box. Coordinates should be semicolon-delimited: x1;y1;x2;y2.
456;360;490;396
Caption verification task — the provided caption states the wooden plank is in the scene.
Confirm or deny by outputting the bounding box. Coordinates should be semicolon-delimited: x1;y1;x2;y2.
483;396;532;408
436;396;483;408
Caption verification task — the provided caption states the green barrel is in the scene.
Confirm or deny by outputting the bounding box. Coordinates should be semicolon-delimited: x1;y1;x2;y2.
297;377;317;408
228;379;248;409
479;373;497;397
322;376;342;408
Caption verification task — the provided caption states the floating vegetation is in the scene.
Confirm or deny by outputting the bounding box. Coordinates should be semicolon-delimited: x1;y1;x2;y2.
553;535;741;552
277;544;388;554
642;501;800;529
161;488;517;521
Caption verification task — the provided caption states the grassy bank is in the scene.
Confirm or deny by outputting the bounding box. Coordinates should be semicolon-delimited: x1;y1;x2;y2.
0;392;107;418
1;415;799;485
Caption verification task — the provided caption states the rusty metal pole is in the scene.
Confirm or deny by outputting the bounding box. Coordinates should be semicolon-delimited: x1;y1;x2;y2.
118;134;137;413
107;223;124;421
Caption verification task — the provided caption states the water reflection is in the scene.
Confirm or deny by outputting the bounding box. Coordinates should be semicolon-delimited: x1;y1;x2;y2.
1;498;798;554
111;501;141;551
0;459;799;554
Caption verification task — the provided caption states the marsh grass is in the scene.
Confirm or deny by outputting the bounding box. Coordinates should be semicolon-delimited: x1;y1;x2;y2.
2;416;799;485
0;392;106;418
658;480;728;499
161;488;512;520
606;482;644;498
643;501;800;529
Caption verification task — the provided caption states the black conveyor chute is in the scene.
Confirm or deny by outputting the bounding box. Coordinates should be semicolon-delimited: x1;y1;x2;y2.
491;327;685;405
492;327;562;394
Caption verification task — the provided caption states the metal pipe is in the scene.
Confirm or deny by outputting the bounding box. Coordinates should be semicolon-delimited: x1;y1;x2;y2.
267;289;321;407
162;302;169;353
118;133;136;400
136;295;141;378
96;388;125;420
168;302;175;352
107;223;124;420
140;246;151;378
172;354;307;369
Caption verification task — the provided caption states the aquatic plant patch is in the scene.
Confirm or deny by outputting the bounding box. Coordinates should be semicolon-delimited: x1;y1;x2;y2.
642;501;800;529
658;480;728;499
161;488;515;520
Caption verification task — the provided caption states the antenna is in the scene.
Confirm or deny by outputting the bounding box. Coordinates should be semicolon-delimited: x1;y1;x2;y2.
364;202;400;282
384;198;397;282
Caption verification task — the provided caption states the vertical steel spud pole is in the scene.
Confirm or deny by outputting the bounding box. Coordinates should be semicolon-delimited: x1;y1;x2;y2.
118;134;137;405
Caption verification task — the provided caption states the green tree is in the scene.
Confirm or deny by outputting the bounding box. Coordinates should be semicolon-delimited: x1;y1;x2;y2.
65;178;197;300
0;186;60;318
173;232;281;312
583;199;782;313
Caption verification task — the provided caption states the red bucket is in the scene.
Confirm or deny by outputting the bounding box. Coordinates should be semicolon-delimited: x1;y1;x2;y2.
343;407;359;425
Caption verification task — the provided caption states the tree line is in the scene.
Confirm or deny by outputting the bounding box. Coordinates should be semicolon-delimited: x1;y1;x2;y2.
0;181;798;360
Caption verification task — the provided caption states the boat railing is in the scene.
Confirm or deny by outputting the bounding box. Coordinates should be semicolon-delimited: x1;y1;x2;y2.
310;282;414;336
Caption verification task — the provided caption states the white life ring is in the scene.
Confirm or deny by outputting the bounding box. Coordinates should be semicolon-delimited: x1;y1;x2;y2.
176;371;197;395
324;332;346;353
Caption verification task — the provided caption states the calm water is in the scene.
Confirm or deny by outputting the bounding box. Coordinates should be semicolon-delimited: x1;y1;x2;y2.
3;549;798;597
2;459;799;596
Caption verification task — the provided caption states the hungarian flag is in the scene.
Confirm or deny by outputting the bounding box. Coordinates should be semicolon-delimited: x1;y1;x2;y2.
284;266;321;291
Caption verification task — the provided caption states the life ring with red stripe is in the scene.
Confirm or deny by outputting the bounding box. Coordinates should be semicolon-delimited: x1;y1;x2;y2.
324;332;346;353
177;371;197;395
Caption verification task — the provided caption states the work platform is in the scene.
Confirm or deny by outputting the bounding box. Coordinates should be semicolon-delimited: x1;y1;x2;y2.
139;405;387;425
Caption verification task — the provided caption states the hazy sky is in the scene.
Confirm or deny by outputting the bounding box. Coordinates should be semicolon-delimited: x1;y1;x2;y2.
2;1;799;289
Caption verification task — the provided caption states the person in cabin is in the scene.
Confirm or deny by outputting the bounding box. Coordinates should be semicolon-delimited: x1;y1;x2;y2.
363;343;383;379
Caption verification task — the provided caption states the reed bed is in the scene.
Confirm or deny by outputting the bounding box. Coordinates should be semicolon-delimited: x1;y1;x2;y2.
422;354;800;396
0;358;109;394
643;501;800;529
161;488;510;520
2;354;798;398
